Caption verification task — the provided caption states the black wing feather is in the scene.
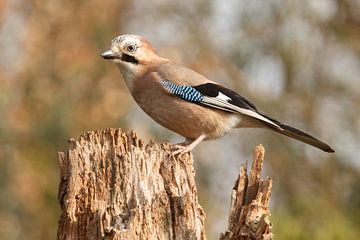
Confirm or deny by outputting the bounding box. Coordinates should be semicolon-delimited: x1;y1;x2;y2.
193;83;258;111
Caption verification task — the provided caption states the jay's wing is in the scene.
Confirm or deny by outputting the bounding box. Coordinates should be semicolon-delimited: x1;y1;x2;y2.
160;79;282;130
160;79;334;153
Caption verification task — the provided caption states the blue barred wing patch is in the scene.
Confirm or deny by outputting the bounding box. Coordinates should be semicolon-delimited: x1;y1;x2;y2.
161;79;203;103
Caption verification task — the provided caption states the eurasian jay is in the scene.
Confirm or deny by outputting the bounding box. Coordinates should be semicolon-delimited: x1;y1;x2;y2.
101;34;334;155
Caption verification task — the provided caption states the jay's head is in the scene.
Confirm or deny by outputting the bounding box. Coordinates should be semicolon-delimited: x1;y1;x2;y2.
101;34;158;67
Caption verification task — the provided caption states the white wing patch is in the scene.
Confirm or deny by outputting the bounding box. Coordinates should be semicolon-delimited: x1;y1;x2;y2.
202;95;283;130
217;92;232;101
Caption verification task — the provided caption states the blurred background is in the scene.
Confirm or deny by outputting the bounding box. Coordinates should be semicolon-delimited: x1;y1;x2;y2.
1;0;360;239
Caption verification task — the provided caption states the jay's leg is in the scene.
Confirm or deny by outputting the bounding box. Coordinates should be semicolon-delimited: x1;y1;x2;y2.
172;134;206;156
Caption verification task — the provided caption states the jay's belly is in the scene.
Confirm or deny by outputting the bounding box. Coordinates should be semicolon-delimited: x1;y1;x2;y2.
135;94;240;140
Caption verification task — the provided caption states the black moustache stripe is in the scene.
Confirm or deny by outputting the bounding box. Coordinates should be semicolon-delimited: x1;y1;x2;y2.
121;54;139;64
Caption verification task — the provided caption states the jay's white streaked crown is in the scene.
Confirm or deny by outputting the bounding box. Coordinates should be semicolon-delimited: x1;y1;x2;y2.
101;34;157;64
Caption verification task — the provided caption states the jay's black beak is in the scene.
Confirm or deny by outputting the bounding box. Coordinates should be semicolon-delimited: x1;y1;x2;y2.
101;50;118;60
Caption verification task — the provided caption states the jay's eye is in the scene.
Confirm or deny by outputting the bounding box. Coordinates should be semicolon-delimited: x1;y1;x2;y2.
126;44;137;52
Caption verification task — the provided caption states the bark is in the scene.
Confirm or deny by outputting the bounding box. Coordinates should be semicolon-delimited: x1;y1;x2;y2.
57;128;206;240
220;145;273;240
57;129;272;240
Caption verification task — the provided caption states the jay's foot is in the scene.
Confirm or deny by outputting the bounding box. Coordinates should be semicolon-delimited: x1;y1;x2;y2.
171;134;206;157
171;144;192;156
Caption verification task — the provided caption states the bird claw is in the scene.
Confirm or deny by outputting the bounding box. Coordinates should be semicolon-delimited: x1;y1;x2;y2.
170;134;207;157
171;144;191;157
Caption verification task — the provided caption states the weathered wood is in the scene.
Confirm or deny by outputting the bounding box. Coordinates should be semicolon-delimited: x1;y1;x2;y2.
57;129;273;240
57;128;206;240
220;145;273;240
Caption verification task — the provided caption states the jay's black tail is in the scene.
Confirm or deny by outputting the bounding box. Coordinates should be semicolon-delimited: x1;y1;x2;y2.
262;114;335;153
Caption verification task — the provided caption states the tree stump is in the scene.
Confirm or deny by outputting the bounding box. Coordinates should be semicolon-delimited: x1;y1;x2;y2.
220;145;273;240
57;129;272;240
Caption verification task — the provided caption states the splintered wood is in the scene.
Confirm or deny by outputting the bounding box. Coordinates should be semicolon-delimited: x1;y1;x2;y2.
57;129;206;240
57;129;273;240
220;145;273;240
